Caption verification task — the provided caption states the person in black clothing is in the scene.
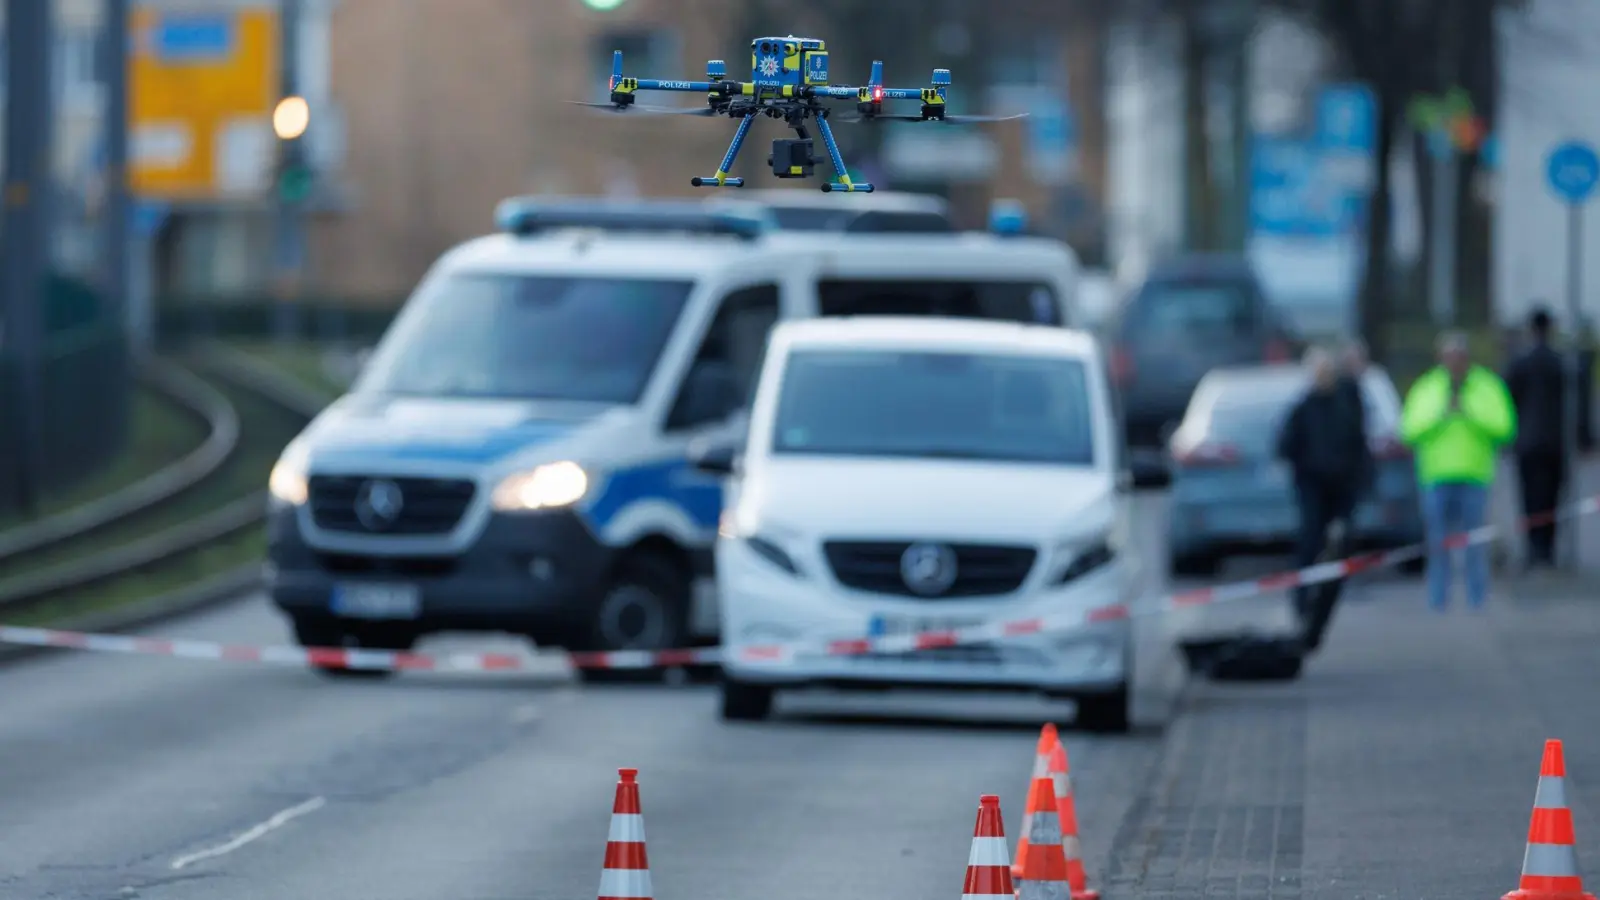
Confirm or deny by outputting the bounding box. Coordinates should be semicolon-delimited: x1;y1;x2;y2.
1335;340;1374;499
1505;308;1568;567
1277;348;1371;651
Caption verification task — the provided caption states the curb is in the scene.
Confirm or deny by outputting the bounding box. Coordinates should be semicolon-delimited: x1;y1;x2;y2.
0;564;263;666
0;359;242;562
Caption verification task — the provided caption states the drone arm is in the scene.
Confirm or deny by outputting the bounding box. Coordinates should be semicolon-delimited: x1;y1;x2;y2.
631;79;721;92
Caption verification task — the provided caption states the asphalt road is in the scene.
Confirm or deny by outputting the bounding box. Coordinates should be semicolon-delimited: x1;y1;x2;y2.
0;493;1199;900
3;463;1592;900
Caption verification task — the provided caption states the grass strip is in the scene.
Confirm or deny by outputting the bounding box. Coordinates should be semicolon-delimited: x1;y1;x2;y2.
0;369;305;580
0;356;310;624
8;526;267;627
229;341;349;401
0;386;209;532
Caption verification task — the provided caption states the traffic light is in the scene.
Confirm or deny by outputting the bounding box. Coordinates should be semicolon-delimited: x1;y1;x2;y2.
277;159;314;204
272;96;314;205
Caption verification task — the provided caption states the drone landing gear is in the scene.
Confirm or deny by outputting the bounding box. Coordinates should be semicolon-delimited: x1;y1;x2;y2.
691;112;755;187
815;116;873;192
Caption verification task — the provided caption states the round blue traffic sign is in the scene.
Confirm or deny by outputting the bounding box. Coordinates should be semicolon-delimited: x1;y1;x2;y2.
1547;140;1600;203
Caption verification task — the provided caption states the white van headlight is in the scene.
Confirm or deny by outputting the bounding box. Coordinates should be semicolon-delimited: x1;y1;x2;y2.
1050;537;1116;586
491;461;589;511
268;444;310;506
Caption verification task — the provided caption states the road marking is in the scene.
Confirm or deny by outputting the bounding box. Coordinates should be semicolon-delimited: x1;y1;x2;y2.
169;796;326;870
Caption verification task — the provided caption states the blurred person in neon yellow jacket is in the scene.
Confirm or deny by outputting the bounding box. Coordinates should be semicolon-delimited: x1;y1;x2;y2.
1400;331;1517;610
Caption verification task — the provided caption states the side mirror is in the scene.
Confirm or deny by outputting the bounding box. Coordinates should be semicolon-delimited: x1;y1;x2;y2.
690;440;739;475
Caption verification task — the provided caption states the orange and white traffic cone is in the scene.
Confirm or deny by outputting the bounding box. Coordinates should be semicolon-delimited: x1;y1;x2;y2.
964;794;1016;900
1014;770;1073;900
598;768;653;900
1013;723;1061;878
1503;740;1596;900
1048;742;1098;900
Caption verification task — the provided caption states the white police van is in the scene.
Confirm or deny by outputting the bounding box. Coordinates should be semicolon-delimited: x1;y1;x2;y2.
264;198;1081;677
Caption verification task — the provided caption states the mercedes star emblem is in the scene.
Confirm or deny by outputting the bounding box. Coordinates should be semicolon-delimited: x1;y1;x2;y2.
354;479;405;531
900;543;959;596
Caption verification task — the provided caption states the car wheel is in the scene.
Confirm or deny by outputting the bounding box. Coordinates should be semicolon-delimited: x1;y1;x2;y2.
1074;683;1131;733
293;617;413;680
1169;550;1221;577
1398;555;1426;576
576;551;691;685
720;679;775;721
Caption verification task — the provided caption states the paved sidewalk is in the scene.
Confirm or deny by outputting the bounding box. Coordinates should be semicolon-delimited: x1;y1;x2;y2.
1102;587;1600;900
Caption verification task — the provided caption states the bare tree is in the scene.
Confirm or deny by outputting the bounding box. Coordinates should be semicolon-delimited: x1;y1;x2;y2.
1276;0;1515;361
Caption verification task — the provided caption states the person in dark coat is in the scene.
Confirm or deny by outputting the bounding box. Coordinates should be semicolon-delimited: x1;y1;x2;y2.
1277;348;1370;651
1335;340;1374;498
1579;317;1595;452
1505;308;1569;567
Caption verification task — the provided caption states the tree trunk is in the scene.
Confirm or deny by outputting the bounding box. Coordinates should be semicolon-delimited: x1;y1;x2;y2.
1360;87;1397;364
1180;1;1214;250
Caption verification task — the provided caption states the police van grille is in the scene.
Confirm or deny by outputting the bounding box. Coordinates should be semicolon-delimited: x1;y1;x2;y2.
821;541;1037;598
308;475;476;535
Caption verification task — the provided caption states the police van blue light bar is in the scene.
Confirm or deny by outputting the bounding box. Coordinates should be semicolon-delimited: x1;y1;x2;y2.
989;198;1027;235
494;197;772;241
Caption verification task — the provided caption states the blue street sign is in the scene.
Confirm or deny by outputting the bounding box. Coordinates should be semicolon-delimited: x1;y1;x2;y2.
150;15;234;62
1480;133;1500;170
1546;140;1600;204
1315;84;1375;154
132;200;169;237
1250;136;1353;238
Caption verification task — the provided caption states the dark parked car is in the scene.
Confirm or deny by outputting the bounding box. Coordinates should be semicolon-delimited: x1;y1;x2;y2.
1106;255;1303;485
1165;364;1425;576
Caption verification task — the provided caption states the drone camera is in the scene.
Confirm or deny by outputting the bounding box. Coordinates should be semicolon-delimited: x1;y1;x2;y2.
769;138;816;179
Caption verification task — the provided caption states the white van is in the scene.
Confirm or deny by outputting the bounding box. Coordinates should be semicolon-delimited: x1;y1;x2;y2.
264;199;1081;675
700;318;1137;729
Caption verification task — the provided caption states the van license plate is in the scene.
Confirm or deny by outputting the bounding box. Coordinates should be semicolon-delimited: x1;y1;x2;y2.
331;583;422;620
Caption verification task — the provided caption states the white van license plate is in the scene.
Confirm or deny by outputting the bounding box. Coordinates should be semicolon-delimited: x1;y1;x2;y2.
331;583;422;619
869;616;984;638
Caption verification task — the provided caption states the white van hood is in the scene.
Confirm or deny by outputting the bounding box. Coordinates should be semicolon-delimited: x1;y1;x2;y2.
738;457;1112;543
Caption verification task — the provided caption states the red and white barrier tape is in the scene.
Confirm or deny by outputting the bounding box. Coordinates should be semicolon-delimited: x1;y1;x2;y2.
1;494;1595;674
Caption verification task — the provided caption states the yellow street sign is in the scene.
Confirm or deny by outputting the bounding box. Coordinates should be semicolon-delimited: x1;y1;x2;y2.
129;2;280;199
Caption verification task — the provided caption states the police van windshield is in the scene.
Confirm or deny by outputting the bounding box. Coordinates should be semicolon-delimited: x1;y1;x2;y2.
356;272;693;403
772;349;1095;464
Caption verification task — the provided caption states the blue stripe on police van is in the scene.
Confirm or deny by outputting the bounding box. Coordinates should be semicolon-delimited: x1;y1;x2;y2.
318;421;575;465
583;458;723;532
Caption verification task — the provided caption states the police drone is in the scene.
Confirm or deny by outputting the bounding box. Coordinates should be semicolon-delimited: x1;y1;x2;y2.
570;35;1026;193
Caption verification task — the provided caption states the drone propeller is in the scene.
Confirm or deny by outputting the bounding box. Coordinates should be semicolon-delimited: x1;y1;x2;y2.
835;112;1029;124
568;101;719;116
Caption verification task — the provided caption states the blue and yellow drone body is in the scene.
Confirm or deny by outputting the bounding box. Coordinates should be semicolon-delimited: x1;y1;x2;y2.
572;35;1024;193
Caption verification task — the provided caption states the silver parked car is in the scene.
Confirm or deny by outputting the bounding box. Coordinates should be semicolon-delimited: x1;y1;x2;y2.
1164;364;1425;577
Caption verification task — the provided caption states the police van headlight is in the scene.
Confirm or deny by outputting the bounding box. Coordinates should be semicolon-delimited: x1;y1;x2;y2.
268;444;310;506
491;461;590;511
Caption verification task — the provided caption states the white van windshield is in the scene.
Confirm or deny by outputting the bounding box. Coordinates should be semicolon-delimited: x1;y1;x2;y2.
816;279;1062;324
356;272;693;403
771;349;1095;464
